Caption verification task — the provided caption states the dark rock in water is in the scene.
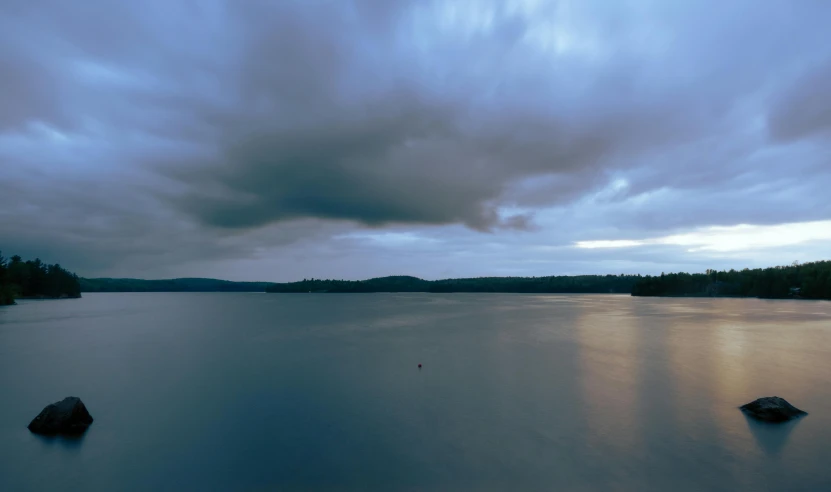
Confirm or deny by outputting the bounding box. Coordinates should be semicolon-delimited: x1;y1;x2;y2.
740;396;807;423
28;397;93;435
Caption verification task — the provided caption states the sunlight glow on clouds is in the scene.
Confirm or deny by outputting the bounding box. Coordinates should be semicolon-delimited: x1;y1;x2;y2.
335;232;441;247
576;221;831;252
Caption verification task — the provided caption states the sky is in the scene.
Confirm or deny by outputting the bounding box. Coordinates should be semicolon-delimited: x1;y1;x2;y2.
1;0;830;281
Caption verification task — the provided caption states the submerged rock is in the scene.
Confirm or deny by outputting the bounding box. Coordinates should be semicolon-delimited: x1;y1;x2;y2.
740;396;807;423
28;397;93;435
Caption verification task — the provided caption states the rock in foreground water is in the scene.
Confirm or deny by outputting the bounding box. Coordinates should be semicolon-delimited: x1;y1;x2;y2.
740;396;807;422
28;397;94;435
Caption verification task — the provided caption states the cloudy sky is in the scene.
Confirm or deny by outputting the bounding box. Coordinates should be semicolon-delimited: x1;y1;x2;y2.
1;0;830;281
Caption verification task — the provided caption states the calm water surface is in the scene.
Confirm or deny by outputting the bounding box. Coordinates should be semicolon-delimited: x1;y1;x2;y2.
1;293;830;491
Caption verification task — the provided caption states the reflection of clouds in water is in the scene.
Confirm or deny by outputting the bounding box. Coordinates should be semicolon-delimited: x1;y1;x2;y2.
636;298;831;325
367;312;455;329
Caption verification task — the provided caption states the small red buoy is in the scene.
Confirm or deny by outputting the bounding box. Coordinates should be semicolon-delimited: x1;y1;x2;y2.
418;363;422;369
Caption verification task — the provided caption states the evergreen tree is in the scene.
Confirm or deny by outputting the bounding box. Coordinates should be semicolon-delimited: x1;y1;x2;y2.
0;251;81;305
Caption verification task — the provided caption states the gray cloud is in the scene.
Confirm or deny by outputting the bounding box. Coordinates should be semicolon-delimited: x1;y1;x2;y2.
152;1;701;231
769;61;831;142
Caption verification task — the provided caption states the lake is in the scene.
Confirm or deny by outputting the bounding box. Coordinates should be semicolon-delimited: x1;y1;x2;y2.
1;293;830;491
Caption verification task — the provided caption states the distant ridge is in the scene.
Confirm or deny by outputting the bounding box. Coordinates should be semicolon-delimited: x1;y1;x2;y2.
265;275;640;294
266;261;831;297
80;274;641;294
80;277;274;293
77;261;831;298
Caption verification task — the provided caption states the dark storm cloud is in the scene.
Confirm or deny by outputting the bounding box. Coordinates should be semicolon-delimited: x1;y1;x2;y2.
167;90;678;231
1;0;831;278
0;174;334;277
154;0;831;232
147;2;687;230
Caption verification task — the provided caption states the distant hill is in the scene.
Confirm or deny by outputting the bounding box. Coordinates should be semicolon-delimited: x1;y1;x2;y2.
79;277;275;293
265;275;641;294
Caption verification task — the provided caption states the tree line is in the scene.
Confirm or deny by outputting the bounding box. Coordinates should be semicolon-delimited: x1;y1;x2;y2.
3;249;828;301
0;251;81;305
80;277;274;292
630;260;831;299
265;274;642;294
268;262;831;299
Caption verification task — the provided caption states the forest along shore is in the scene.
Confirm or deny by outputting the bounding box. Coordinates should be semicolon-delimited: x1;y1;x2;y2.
3;250;829;302
630;261;831;300
0;252;81;305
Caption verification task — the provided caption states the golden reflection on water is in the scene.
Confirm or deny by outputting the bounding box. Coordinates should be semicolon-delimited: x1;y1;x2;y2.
710;321;750;415
573;296;642;456
647;300;831;462
571;296;831;486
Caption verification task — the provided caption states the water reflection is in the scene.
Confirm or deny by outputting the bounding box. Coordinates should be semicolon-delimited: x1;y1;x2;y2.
33;431;87;450
574;297;641;456
3;293;831;490
711;321;750;408
743;415;803;456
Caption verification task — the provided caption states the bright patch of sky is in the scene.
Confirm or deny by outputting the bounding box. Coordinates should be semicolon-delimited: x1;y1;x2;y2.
576;221;831;252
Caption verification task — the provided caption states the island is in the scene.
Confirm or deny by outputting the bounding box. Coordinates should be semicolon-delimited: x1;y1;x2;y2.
0;252;81;305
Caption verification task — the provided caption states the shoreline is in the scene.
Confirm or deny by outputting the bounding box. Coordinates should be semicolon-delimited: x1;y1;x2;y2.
16;294;82;300
2;294;83;306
